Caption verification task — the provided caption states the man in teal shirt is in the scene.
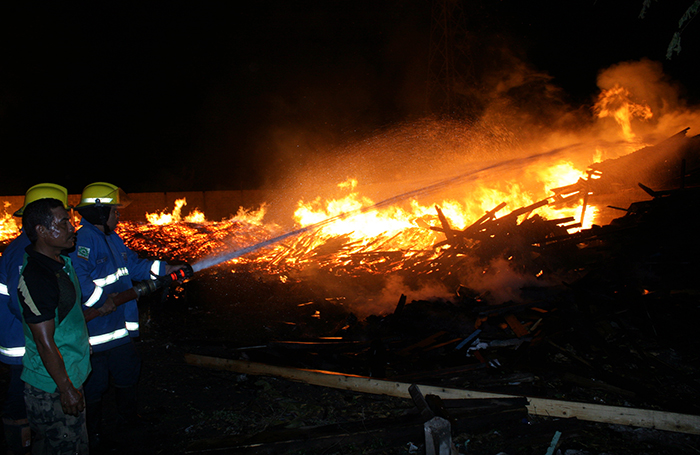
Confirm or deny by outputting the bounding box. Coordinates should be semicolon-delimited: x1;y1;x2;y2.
17;198;91;454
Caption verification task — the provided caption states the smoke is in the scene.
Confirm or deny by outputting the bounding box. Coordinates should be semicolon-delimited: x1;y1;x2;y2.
465;257;552;306
209;31;700;315
594;59;700;143
597;59;682;115
266;56;700;212
349;274;453;319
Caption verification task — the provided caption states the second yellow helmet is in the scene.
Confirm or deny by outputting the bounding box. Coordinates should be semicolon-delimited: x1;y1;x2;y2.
77;182;131;208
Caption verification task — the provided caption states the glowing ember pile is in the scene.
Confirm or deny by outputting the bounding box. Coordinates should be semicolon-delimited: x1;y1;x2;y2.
118;201;272;264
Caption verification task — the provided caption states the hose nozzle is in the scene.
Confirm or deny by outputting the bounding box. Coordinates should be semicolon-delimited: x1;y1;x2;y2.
166;263;194;283
132;264;194;298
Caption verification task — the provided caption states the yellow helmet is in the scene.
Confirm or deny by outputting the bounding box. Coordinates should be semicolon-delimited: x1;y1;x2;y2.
77;182;132;208
13;183;70;217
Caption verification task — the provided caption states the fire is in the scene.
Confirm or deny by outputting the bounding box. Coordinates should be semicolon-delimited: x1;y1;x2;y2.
594;85;653;141
119;152;610;276
183;155;601;276
146;198;207;225
0;202;20;245
294;180;422;238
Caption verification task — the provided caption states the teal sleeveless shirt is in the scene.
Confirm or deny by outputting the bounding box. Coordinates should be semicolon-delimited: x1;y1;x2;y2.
19;254;91;393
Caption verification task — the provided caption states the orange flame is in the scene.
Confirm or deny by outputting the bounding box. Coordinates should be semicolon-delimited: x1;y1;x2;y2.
146;198;207;225
594;85;653;141
121;152;606;272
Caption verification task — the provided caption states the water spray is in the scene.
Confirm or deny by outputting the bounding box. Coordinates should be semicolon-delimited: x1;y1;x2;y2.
191;228;311;272
191;145;577;273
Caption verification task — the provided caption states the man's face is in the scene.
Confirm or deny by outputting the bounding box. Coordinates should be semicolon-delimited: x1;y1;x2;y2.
106;206;119;231
43;206;76;250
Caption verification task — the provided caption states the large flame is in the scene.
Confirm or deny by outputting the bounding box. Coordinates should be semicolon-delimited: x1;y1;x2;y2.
117;149;603;277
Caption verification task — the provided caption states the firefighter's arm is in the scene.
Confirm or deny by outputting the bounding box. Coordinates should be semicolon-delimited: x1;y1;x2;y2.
28;320;85;416
71;253;108;311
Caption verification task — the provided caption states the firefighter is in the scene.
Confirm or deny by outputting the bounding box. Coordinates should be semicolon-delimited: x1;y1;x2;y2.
0;183;71;455
68;182;183;448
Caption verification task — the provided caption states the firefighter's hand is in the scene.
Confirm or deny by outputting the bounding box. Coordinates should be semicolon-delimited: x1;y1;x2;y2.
98;294;117;316
59;385;85;417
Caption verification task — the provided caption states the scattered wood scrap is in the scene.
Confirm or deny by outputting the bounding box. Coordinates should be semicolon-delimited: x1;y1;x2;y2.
183;354;700;435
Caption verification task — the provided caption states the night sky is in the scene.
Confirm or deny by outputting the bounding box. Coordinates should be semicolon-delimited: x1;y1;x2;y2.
1;1;698;196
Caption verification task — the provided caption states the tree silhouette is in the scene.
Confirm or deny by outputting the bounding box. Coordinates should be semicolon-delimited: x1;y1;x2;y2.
639;0;700;59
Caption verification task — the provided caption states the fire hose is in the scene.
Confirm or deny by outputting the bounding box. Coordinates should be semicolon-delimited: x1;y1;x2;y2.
83;264;194;323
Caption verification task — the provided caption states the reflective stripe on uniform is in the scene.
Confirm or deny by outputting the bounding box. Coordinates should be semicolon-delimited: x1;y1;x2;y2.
0;282;8;296
85;267;130;307
84;287;104;307
125;321;139;331
93;267;129;288
89;328;130;346
0;345;25;358
150;261;161;278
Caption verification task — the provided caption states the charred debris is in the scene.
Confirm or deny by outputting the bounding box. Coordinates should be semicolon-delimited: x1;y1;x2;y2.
176;130;700;454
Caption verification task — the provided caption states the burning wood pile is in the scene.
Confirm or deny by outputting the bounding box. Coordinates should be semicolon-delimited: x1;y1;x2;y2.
115;130;700;453
119;129;700;301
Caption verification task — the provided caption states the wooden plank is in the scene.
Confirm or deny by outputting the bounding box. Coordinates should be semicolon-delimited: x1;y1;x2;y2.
268;340;367;351
184;354;700;435
409;384;435;421
432;202;506;247
435;205;458;241
504;314;529;338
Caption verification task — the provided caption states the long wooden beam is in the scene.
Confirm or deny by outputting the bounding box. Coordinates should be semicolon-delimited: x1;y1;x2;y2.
184;354;700;435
